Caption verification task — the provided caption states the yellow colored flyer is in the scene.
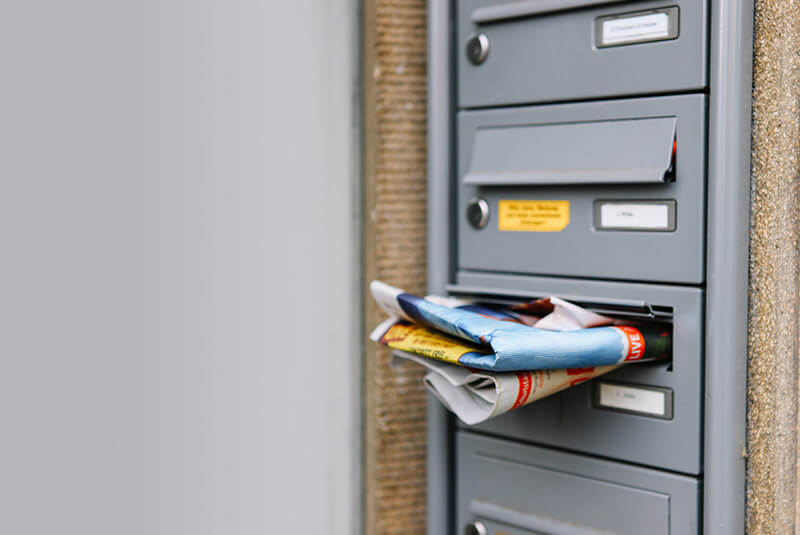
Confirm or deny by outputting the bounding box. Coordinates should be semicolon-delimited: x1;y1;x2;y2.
377;322;489;366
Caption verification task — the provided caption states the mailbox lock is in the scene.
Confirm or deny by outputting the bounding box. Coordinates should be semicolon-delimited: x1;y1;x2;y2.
466;33;490;65
465;521;488;535
467;197;490;229
464;520;489;535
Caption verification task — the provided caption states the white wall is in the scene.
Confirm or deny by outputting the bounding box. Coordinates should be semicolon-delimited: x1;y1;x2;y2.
0;1;360;534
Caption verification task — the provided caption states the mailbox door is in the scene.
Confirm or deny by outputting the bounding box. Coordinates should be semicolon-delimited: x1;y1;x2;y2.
451;272;703;475
458;94;706;284
458;0;708;107
457;432;700;535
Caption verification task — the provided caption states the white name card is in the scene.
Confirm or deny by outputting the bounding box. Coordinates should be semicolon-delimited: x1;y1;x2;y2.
601;13;670;46
596;383;669;417
599;202;671;230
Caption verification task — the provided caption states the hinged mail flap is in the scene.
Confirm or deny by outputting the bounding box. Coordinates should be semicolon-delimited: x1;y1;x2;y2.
463;116;677;186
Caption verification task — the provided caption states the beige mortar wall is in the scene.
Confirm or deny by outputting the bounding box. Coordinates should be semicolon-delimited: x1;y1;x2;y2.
362;1;428;534
747;0;800;533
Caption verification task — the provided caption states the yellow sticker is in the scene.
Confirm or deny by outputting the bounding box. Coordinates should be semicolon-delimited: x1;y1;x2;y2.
498;200;570;232
378;323;488;366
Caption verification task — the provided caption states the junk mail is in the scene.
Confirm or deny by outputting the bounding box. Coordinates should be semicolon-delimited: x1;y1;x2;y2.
369;281;670;424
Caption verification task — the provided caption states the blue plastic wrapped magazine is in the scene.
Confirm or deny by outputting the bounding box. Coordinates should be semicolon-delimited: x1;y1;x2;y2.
370;280;670;372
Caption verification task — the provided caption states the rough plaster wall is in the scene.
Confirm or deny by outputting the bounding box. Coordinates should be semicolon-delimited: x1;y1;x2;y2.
747;0;800;532
363;1;428;533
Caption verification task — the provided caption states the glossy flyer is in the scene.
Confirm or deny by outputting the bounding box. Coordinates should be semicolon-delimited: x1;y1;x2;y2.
370;281;670;372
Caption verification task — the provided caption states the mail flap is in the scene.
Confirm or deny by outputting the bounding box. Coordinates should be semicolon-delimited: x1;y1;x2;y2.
472;0;629;23
463;117;677;186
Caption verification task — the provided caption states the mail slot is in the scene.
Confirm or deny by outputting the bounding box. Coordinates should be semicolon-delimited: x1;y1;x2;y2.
457;432;700;535
449;271;702;475
458;0;707;107
458;93;706;284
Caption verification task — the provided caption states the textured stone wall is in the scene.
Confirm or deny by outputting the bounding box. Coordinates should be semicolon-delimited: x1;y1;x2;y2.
747;0;800;532
362;1;428;534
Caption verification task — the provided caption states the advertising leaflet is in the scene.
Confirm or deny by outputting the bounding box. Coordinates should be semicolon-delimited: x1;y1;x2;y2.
370;281;670;371
369;280;670;424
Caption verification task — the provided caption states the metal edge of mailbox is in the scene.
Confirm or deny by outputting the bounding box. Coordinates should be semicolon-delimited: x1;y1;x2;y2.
426;1;453;534
705;0;753;534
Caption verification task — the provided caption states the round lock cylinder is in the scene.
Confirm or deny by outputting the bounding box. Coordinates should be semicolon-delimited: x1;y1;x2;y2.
466;33;490;65
467;197;490;229
465;521;488;535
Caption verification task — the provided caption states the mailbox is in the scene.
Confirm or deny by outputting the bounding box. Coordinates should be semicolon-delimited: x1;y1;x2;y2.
458;433;699;535
458;95;706;283
449;273;703;474
458;0;707;107
426;0;753;534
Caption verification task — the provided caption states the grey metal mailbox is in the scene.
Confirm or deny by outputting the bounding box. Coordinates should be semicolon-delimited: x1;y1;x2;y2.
451;273;703;475
458;95;706;283
458;0;708;107
426;0;753;533
458;433;700;535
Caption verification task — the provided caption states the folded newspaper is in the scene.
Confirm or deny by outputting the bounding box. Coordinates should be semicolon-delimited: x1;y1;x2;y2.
369;281;670;424
390;350;618;425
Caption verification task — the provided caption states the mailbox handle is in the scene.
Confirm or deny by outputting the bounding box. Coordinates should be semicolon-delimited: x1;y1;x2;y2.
472;0;629;24
472;500;616;535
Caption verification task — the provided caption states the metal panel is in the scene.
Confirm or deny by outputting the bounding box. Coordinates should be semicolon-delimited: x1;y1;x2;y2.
458;0;707;107
457;432;700;535
426;2;454;535
704;0;754;533
452;271;704;475
463;116;676;186
458;94;706;284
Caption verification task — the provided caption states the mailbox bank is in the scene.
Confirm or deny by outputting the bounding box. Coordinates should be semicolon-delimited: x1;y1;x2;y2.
425;1;753;533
